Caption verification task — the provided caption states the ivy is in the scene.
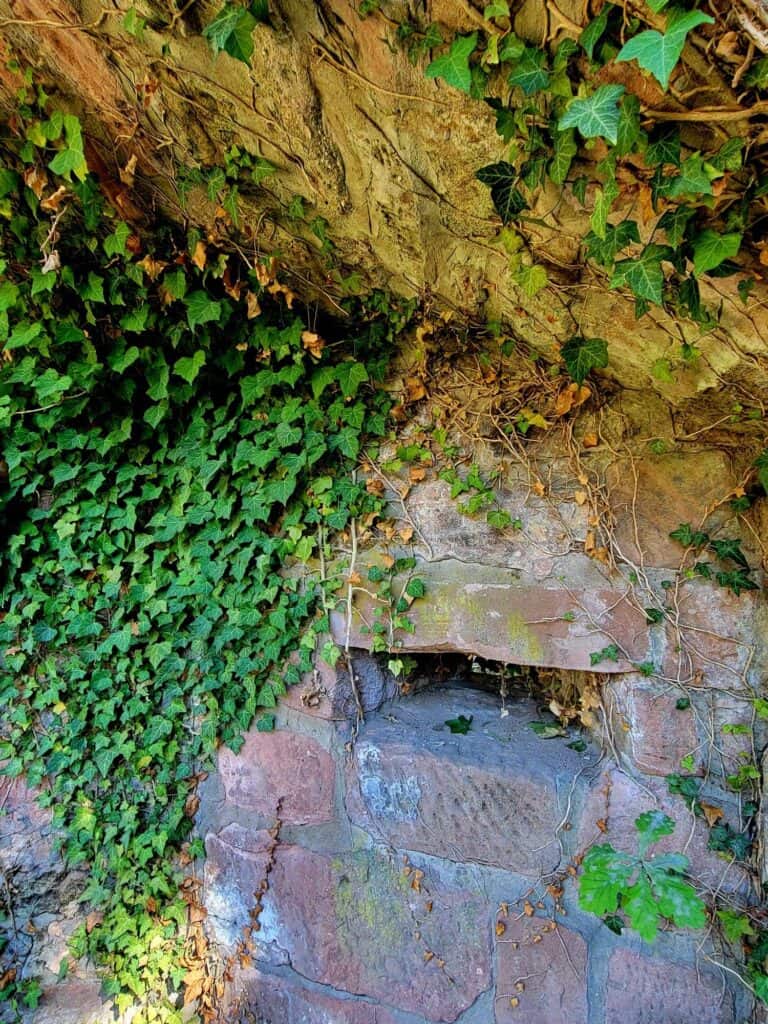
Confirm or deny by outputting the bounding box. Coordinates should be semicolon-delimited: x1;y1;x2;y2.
425;33;478;93
0;105;403;1017
203;1;269;64
616;9;714;91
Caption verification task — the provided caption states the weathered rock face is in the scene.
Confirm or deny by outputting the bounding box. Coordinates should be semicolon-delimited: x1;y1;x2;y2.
0;0;766;402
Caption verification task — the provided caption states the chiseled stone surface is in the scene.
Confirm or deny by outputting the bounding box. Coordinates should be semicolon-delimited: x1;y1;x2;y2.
333;561;650;672
495;916;588;1024
604;949;734;1023
345;689;591;875
217;728;335;824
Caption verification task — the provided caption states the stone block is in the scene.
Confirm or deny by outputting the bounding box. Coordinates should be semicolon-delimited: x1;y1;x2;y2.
346;689;591;875
605;677;699;776
31;976;109;1024
217;728;335;824
662;586;762;690
233;970;398;1024
332;557;650;672
204;824;280;954
604;948;734;1023
607;452;737;570
578;769;750;896
206;832;491;1022
495;916;588;1024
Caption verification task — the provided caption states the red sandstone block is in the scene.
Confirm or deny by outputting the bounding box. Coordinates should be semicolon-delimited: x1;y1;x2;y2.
495;916;588;1024
205;834;491;1023
605;677;700;776
605;949;734;1023
217;728;335;824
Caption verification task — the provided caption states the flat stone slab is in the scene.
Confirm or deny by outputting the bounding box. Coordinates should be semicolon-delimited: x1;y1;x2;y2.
346;688;593;875
333;559;649;672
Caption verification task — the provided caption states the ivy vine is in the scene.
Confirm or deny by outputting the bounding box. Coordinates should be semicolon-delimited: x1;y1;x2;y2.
0;83;401;1020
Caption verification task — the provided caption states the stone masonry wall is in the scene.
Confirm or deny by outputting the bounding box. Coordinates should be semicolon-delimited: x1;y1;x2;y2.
199;658;754;1024
199;448;767;1024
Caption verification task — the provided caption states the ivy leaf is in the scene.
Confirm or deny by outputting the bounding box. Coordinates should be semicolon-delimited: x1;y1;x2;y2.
558;85;625;145
754;449;768;494
335;361;368;399
475;162;526;223
185;291;222;329
578;844;635;916
709;537;749;570
646;129;681;167
691;230;742;277
203;3;257;64
717;909;755;944
650;870;706;931
514;264;548;297
669;522;709;547
585;220;640;267
616;10;714;91
561;335;608;384
580;7;610;60
425;33;478;93
657;206;695;247
485;98;517;144
445;714;473;734
48;114;88;181
665;154;718;199
610;244;673;305
173;350;206;384
589;643;620;665
549;129;578;185
508;47;550;95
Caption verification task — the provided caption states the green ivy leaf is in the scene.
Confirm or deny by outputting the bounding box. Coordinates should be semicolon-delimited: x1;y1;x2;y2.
549;129;578;185
691;229;742;277
635;809;675;856
173;350;206;384
717;909;755;944
754;449;768;494
580;7;610;60
616;9;714;91
578;844;635;916
475;161;526;223
445;714;473;734
657;206;695;247
185;291;222;329
561;335;608;384
610;244;673;305
623;873;660;941
508;47;550;95
585;220;640;267
646;129;681;167
558;85;625;145
203;3;258;64
589;643;620;665
425;33;478;93
650;870;706;931
335;361;368;399
514;264;548;297
709;537;749;569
